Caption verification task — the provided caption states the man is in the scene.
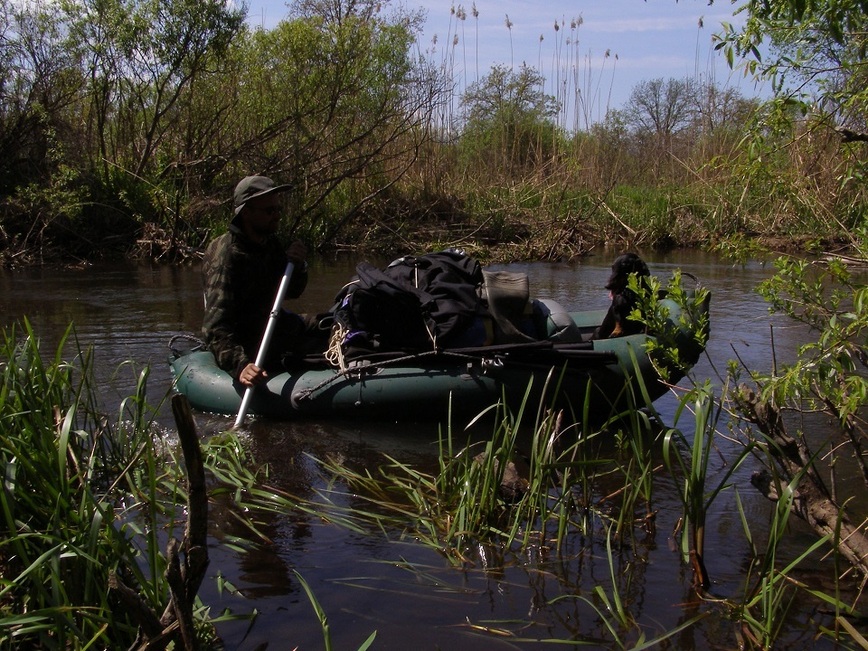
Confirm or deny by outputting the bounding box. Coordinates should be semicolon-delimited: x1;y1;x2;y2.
202;175;315;387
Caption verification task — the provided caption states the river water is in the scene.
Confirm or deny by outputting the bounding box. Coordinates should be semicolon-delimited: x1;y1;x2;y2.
1;250;849;649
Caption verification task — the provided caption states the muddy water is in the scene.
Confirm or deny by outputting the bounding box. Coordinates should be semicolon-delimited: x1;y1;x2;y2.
1;251;843;649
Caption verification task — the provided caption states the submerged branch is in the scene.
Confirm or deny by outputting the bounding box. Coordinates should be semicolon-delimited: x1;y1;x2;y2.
737;386;868;578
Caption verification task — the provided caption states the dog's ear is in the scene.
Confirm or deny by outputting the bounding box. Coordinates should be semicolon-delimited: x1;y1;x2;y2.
605;253;649;291
618;253;649;276
630;255;650;277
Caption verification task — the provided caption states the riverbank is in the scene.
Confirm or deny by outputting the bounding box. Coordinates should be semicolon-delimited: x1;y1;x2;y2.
0;201;859;271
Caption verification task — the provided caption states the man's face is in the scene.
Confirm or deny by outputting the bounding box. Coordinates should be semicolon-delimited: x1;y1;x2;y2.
241;193;283;241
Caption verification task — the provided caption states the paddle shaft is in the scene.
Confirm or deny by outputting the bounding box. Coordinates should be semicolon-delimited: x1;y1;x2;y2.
234;261;295;427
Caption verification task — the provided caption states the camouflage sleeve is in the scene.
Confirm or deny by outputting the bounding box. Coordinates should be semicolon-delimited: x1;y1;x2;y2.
202;236;250;378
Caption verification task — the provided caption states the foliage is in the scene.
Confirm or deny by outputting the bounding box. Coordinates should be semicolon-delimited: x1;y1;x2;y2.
0;0;440;263
0;0;245;263
0;321;314;648
715;0;868;243
738;237;868;492
717;0;868;108
712;229;868;649
625;270;711;383
297;387;622;562
58;0;244;179
2;0;866;263
0;322;178;647
292;308;693;561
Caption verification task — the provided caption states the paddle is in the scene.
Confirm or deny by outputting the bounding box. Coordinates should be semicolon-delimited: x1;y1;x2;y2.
234;260;295;428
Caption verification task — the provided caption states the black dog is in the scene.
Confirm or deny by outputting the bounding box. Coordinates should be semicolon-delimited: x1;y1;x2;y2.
592;253;650;339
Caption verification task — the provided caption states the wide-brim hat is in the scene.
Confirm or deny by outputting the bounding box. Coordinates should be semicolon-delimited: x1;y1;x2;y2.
233;175;292;216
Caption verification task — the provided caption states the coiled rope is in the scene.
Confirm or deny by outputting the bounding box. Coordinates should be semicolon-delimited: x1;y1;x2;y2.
324;323;350;372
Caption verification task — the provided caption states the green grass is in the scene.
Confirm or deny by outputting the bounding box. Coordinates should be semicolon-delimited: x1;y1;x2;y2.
0;320;173;647
0;321;291;648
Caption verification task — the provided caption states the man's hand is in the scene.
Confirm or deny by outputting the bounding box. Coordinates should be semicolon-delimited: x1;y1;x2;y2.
286;240;307;268
239;362;268;387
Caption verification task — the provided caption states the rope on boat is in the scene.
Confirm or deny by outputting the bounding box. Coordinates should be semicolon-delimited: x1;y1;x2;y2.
168;333;207;356
295;347;490;402
295;341;615;403
324;322;351;372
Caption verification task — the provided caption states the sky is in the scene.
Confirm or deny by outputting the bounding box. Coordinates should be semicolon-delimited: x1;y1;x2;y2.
244;0;767;127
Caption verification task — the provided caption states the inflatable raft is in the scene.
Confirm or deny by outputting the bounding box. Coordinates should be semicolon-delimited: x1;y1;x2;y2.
169;292;709;423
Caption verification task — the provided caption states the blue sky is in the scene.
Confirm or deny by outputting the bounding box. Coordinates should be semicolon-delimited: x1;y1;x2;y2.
244;1;767;126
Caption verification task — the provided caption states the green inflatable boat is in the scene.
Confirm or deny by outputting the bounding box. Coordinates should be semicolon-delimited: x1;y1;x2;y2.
169;291;709;423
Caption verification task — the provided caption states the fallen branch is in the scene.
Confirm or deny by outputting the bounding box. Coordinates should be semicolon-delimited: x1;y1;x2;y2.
737;385;868;578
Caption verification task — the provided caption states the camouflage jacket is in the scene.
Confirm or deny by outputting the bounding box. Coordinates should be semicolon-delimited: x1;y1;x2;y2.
202;223;308;378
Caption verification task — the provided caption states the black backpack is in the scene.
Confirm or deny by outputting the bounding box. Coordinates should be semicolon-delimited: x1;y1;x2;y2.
333;250;485;354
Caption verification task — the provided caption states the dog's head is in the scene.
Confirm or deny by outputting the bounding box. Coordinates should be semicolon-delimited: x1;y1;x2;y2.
605;253;650;293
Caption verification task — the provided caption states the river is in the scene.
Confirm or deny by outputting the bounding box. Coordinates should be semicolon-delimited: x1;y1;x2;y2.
1;250;845;649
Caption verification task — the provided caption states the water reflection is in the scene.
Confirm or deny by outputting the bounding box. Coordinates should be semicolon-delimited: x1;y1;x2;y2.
1;250;841;649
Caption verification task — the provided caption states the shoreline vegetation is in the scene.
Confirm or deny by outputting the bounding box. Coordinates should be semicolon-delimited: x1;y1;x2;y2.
0;1;865;269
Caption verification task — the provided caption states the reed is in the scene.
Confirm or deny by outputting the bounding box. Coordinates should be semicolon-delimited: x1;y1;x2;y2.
209;369;866;647
728;480;815;648
609;383;661;539
300;373;640;563
662;380;755;589
294;570;377;651
546;523;709;649
0;321;178;647
0;321;282;648
280;336;862;645
725;427;864;648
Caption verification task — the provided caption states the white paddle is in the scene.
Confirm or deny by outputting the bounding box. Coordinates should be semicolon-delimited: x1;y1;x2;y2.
234;261;295;428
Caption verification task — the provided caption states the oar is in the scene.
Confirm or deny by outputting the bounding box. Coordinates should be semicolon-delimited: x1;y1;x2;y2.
234;261;295;428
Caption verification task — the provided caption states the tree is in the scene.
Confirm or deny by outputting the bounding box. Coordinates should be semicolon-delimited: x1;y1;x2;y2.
732;239;868;577
291;0;388;24
0;0;84;191
59;0;244;180
459;63;559;176
0;0;444;262
622;77;694;179
715;0;868;581
194;0;441;247
713;0;868;240
624;78;693;140
717;0;868;133
689;82;757;140
0;0;96;261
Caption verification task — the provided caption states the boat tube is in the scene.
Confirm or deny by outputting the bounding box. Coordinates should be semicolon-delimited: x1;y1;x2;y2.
169;291;709;423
